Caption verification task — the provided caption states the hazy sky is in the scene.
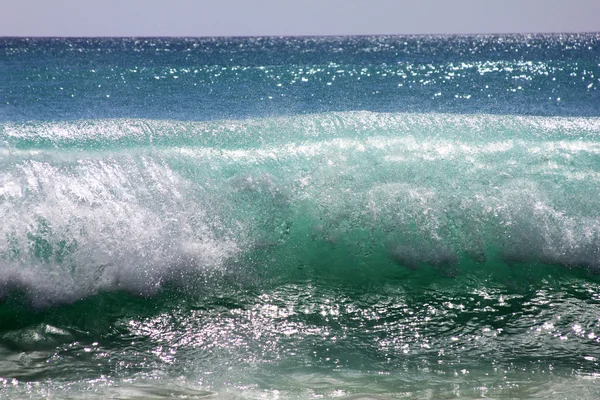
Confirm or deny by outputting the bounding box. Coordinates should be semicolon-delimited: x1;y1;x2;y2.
2;0;599;37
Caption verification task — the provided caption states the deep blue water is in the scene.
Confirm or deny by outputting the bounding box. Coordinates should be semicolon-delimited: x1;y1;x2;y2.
1;35;600;399
2;35;600;122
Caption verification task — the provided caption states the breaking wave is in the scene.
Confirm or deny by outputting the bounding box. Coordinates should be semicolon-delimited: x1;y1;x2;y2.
2;111;600;307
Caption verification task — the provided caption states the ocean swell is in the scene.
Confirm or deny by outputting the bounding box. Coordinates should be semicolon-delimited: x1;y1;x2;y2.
1;111;600;307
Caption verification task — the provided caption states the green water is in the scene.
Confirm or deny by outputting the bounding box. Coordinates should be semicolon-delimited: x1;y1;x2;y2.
2;35;600;398
1;112;600;398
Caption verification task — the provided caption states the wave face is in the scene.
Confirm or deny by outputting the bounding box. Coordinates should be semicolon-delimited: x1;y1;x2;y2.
1;36;600;399
2;112;600;398
2;112;600;303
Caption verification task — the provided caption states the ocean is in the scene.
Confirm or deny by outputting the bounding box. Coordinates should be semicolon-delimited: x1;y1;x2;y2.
1;35;600;399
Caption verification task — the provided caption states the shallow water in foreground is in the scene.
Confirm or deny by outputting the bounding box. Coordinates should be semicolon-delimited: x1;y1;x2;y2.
1;271;600;399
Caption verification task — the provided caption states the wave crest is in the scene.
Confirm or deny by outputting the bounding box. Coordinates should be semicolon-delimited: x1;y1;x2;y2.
2;112;600;306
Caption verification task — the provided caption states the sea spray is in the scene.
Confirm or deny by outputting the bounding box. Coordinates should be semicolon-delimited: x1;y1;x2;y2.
2;112;600;306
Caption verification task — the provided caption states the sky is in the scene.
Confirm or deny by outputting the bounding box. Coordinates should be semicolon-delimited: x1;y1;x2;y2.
2;0;599;37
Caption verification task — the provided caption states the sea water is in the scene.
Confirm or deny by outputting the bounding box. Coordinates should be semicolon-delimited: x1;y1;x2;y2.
1;35;600;399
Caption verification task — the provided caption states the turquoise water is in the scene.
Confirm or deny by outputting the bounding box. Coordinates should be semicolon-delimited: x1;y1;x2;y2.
1;36;600;399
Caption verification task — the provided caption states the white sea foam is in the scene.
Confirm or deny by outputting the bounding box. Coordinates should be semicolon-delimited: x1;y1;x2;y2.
2;112;600;305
